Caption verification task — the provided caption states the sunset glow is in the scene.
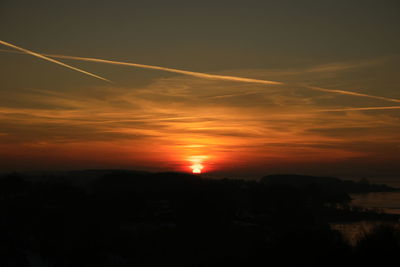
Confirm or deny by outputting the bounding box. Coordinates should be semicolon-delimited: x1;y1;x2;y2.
2;2;400;266
0;1;399;179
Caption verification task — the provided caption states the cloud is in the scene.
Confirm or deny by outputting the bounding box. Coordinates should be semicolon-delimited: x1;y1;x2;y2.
0;58;399;173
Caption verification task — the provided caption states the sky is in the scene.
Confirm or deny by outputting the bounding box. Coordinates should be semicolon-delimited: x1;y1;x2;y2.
0;0;400;179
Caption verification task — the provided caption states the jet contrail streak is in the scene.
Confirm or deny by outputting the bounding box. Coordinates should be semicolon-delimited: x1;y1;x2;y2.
0;40;111;82
0;48;280;85
308;86;400;104
40;53;400;103
318;106;400;112
36;53;282;85
2;47;400;104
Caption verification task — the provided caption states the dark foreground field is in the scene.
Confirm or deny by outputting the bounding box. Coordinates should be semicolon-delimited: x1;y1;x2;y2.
1;170;399;266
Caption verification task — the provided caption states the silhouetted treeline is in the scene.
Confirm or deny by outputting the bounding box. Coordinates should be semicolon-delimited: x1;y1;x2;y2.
0;170;399;266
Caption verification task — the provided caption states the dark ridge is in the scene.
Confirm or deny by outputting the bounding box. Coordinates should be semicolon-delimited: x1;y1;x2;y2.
0;170;399;266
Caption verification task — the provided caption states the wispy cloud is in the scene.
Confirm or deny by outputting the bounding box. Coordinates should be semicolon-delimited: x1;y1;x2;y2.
1;73;399;172
0;49;399;173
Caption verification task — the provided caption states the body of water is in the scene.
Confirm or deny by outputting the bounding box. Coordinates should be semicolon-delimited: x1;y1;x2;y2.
331;187;400;244
350;191;400;215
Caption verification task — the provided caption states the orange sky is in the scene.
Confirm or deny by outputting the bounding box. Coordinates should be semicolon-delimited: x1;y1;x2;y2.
1;1;400;179
1;64;400;177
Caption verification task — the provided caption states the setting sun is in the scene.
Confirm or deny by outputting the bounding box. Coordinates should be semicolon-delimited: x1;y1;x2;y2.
188;155;207;174
190;163;204;174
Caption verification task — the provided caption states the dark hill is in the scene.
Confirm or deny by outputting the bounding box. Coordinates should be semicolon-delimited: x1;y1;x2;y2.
0;170;399;266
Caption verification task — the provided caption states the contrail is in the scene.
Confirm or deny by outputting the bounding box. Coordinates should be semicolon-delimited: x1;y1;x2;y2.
318;106;400;112
0;48;280;85
2;47;400;104
308;86;400;104
0;40;111;82
37;53;400;103
34;53;282;85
